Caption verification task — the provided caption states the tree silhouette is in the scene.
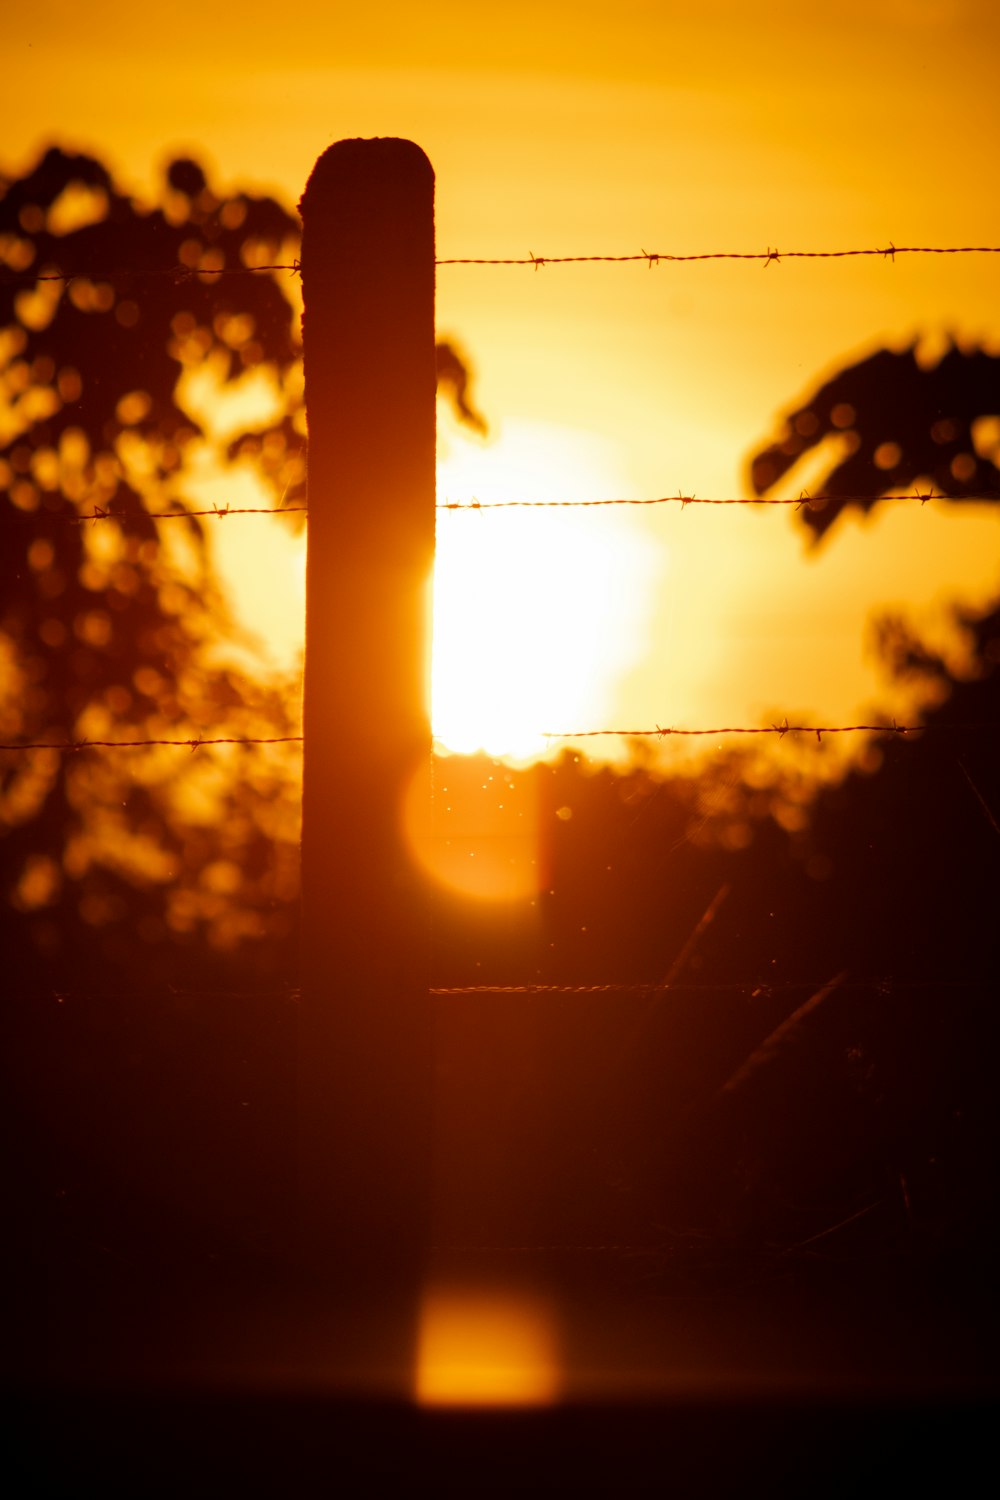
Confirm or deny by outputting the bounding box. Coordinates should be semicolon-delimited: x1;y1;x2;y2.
679;340;1000;1244
0;146;482;988
748;341;1000;544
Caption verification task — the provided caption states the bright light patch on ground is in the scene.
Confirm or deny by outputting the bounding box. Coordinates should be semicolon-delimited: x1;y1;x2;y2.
416;1285;561;1406
433;420;661;758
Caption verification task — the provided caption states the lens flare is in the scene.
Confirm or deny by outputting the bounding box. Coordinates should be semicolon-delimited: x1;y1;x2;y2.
402;755;543;902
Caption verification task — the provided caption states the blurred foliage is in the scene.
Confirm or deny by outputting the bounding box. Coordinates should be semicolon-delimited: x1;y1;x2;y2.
748;341;1000;545
0;146;483;988
0;147;310;987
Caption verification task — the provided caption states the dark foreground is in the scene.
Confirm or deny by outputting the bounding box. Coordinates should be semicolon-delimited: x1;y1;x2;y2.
5;985;997;1494
8;1387;996;1496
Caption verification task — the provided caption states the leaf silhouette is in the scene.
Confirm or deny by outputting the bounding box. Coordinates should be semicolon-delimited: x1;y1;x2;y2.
748;343;1000;544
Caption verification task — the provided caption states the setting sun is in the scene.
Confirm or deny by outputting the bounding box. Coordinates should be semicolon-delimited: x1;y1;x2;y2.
433;419;660;757
205;417;663;768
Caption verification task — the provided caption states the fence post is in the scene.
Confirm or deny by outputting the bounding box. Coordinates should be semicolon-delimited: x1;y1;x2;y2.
297;139;436;1315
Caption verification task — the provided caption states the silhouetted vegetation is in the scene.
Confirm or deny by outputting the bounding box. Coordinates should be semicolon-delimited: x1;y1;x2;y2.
750;340;1000;544
0;146;482;990
0;148;307;987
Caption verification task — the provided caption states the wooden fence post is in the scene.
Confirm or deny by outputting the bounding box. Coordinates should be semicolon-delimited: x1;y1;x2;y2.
297;139;436;1308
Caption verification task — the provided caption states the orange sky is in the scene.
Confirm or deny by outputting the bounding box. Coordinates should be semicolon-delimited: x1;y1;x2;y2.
4;0;999;766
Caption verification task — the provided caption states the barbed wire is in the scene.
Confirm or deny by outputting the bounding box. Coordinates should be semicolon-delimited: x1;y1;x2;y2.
22;977;983;1001
66;504;308;523
55;487;982;526
5;243;999;285
1;262;302;285
439;244;1000;266
427;978;978;995
438;488;962;511
0;720;958;755
429;982;773;995
543;720;937;742
0;735;303;752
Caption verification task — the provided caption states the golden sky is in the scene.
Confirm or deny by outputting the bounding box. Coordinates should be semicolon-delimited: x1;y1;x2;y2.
5;1;999;764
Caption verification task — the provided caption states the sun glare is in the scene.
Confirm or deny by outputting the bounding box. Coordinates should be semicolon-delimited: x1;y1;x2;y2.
433;420;659;759
205;416;660;772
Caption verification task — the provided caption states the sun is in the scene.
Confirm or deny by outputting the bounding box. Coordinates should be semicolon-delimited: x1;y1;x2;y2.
204;415;660;770
432;419;659;759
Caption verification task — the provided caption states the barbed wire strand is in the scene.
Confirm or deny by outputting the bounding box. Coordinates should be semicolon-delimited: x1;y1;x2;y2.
0;721;959;754
5;243;1000;285
427;978;978;995
24;976;981;1001
437;245;1000;266
544;720;927;741
437;489;961;511
61;488;986;524
0;735;304;752
2;263;304;285
67;505;309;523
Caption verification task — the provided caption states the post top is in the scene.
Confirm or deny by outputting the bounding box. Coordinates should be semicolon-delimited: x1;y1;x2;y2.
301;137;434;214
